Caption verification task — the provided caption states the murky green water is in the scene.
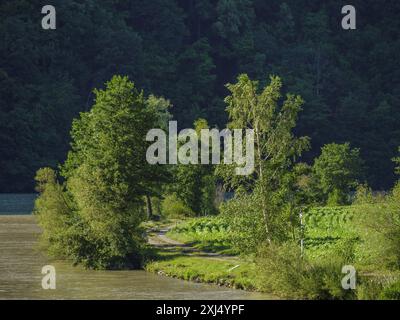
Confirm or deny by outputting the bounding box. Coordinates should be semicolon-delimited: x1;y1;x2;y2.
0;214;274;300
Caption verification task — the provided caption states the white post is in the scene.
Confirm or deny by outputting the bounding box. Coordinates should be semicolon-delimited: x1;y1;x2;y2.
299;209;304;257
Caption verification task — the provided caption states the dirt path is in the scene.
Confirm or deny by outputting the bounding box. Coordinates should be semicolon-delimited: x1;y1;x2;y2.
148;227;184;246
147;225;236;261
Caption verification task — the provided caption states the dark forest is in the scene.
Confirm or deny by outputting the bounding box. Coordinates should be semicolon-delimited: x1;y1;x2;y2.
1;0;400;192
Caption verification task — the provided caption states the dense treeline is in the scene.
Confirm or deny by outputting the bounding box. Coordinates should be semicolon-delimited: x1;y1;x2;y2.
1;0;400;192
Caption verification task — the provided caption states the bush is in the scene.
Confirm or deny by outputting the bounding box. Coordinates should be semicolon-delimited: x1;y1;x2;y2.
220;193;268;254
34;168;74;258
34;168;145;269
161;194;195;218
353;183;375;205
355;183;400;270
327;189;345;206
256;242;356;299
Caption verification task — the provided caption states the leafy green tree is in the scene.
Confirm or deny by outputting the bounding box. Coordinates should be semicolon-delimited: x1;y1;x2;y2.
167;118;217;216
313;143;363;205
37;75;170;269
145;95;173;131
221;74;309;247
143;94;173;218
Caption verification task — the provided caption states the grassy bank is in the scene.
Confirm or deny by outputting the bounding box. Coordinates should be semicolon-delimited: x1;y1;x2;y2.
145;251;259;291
143;217;261;291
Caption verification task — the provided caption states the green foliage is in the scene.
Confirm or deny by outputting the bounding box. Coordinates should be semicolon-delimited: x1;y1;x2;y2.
35;169;144;269
145;254;258;291
161;194;195;218
0;0;142;192
256;242;356;299
145;95;173;131
304;206;355;239
326;189;345;207
220;74;309;247
380;280;400;300
167;118;217;216
167;216;233;254
357;276;400;300
313;143;363;205
35;76;172;269
220;189;304;254
356;279;386;300
355;183;400;270
220;193;269;254
169;164;216;215
34;168;74;258
2;1;400;192
171;216;229;235
301;205;360;264
353;183;375;205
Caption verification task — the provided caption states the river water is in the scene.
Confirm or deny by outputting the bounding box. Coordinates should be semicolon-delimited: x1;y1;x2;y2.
0;195;274;300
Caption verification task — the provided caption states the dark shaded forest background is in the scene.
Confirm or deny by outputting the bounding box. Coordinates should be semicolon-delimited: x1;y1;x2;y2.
1;0;399;192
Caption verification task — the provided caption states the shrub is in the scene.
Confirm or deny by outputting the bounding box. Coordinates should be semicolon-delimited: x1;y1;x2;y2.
256;242;356;299
220;193;268;254
353;183;374;205
327;189;345;207
161;194;195;218
34;167;146;269
355;183;400;270
34;168;74;258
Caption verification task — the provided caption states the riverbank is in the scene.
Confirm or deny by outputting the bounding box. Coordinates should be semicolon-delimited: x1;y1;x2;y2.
145;253;260;291
0;214;272;299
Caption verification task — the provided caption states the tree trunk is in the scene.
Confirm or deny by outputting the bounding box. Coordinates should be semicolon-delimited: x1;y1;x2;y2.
255;127;271;243
261;186;271;244
146;195;153;220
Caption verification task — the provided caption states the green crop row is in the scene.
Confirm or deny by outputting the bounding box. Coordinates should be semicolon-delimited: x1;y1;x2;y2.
172;216;230;234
